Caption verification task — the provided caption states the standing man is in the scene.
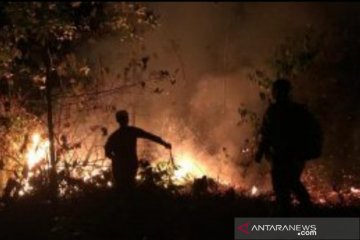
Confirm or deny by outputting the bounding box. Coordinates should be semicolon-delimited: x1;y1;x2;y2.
255;79;322;214
105;110;172;194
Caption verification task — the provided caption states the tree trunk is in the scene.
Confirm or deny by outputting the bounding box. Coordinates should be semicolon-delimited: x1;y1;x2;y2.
45;49;58;201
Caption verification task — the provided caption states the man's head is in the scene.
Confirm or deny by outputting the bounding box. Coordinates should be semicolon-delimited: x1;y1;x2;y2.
116;110;129;127
272;78;292;103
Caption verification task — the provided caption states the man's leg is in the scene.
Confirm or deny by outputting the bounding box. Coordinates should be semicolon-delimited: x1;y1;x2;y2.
126;166;137;193
271;165;292;214
291;161;311;207
114;159;137;193
112;167;122;194
119;168;136;196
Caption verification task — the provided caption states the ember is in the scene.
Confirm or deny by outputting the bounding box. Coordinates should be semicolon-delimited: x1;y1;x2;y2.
251;185;258;196
350;187;360;195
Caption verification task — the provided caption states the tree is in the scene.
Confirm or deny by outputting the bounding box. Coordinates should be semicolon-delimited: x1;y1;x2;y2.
0;2;158;200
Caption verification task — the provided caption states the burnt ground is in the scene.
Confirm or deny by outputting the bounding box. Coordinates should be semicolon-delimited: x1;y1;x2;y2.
0;187;359;240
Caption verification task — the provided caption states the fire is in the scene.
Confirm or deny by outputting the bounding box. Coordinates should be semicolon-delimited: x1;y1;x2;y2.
26;133;49;169
22;132;211;195
350;187;360;194
251;185;258;196
18;132;360;205
172;152;204;183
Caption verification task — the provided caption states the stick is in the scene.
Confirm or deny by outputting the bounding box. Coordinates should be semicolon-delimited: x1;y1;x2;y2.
169;150;176;170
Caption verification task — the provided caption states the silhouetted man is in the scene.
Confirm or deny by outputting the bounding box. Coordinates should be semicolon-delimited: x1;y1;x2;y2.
105;110;171;194
255;79;322;213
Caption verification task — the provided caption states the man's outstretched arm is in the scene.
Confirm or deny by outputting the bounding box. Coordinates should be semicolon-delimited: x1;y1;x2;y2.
135;128;171;149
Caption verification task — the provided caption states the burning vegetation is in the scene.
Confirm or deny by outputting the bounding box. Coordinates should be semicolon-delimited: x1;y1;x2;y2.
1;121;360;208
0;2;359;213
0;3;360;240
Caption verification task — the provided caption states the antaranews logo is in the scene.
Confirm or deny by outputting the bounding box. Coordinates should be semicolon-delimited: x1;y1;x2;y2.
237;222;250;235
236;222;317;236
234;218;360;240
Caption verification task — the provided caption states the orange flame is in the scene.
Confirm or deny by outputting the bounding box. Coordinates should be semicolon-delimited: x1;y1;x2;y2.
26;133;49;169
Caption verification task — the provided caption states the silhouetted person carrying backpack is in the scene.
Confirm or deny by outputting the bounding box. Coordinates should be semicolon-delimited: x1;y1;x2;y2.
105;110;172;195
255;79;323;214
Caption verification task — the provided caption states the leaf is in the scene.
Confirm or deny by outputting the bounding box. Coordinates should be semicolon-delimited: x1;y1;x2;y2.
259;92;266;101
154;88;163;94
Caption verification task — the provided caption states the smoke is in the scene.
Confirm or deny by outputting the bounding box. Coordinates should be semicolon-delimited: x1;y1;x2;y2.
72;3;360;191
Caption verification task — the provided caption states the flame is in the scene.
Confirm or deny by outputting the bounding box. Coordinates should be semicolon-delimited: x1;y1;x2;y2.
26;133;49;169
18;132;360;205
251;185;258;196
350;187;360;194
172;152;204;183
